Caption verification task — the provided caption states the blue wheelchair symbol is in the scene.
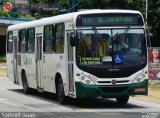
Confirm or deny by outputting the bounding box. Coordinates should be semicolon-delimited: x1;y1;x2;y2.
113;54;123;64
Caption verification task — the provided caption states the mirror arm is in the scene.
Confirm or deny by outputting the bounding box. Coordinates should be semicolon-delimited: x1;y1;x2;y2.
70;31;76;47
146;25;151;50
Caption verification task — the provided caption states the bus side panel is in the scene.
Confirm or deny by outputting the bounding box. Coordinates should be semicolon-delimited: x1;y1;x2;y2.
7;54;14;82
42;54;57;93
22;54;37;89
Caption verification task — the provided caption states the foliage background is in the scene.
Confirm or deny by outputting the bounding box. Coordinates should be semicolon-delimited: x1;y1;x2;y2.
0;0;160;42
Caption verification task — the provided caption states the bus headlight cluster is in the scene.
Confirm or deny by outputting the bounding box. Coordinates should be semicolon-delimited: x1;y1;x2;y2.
133;73;146;84
79;75;95;85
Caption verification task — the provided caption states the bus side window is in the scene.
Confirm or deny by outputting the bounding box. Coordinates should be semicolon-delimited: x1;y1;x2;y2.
19;29;27;53
27;28;35;53
55;23;64;53
7;31;13;53
43;25;54;53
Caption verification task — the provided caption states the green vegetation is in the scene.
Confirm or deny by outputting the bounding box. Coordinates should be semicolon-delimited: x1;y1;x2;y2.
0;68;6;71
148;0;160;42
0;0;160;40
0;68;7;76
149;83;160;90
26;0;160;41
0;56;6;62
148;83;160;100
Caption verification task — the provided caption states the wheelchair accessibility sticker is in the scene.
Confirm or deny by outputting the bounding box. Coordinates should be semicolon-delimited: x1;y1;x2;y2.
113;54;123;64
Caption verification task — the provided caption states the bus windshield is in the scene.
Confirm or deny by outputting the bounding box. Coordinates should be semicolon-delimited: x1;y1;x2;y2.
76;28;146;68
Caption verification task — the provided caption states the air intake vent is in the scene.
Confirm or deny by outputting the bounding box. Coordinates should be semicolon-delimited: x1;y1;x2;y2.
97;80;129;84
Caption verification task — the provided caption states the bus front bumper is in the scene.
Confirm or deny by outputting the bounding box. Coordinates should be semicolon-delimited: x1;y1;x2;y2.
75;79;148;98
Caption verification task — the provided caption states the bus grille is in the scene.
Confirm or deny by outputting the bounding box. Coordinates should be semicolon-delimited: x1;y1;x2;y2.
97;80;129;84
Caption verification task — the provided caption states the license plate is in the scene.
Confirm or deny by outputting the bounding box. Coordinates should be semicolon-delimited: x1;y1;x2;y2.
135;88;146;92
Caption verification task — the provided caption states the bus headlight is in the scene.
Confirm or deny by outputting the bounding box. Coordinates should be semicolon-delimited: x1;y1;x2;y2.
141;74;145;78
79;73;95;85
136;78;142;83
81;76;85;80
81;77;94;85
86;80;90;84
132;74;146;83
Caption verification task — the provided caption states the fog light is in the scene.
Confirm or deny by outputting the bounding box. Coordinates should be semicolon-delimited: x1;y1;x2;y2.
81;76;85;80
86;80;90;84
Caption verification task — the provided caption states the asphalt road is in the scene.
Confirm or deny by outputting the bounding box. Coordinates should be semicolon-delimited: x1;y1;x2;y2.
0;77;160;118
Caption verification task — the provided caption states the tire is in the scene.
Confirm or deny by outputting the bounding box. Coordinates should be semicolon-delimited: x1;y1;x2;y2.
22;72;30;94
116;96;129;104
57;77;66;104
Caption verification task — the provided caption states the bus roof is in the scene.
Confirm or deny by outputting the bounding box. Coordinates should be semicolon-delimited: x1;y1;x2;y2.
8;9;142;31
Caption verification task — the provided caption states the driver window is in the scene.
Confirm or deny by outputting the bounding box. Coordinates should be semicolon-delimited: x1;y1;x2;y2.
113;29;143;55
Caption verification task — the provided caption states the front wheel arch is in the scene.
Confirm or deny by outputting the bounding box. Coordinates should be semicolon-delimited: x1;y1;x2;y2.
55;73;66;104
55;73;62;95
21;70;30;94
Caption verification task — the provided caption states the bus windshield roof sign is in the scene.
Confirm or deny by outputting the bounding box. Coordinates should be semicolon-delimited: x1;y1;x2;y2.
76;13;144;27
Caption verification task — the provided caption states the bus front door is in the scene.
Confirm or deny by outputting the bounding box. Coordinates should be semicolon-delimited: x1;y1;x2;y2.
13;36;18;84
67;31;74;94
36;34;43;91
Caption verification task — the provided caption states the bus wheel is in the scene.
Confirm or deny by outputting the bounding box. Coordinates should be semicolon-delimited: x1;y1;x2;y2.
57;78;66;104
116;96;129;104
22;72;30;94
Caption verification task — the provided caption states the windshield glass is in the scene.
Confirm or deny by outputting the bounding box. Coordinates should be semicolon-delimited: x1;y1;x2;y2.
76;28;146;68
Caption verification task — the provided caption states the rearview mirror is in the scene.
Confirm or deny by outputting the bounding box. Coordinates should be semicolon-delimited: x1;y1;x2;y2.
70;32;76;47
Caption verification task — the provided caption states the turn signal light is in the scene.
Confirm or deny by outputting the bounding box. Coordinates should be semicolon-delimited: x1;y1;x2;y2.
76;73;80;76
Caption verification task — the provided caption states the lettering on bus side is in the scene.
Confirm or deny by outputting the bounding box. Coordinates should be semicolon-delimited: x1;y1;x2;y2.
56;62;61;68
26;58;32;65
22;55;32;65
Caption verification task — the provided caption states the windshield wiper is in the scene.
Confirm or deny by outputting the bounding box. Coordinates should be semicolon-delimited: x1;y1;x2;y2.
112;26;130;54
116;26;130;42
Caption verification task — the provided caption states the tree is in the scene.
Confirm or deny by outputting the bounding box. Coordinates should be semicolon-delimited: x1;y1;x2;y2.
56;0;145;17
2;0;157;41
27;0;59;19
57;0;159;41
148;0;160;41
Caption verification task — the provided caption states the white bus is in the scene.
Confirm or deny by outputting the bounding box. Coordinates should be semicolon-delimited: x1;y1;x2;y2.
7;9;149;104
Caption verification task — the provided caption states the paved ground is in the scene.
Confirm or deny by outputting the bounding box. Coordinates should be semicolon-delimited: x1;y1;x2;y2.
0;63;160;117
0;77;160;118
